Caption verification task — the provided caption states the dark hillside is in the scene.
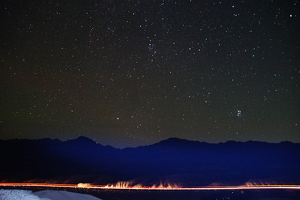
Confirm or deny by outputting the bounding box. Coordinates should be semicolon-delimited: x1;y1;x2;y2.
1;137;299;186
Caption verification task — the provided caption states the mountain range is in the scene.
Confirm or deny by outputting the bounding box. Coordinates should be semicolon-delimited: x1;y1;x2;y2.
1;136;299;186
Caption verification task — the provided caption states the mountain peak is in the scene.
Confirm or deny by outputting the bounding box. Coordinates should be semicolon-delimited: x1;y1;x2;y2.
68;136;97;145
152;137;198;148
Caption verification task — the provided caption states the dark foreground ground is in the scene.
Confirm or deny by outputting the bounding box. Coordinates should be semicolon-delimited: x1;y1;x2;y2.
1;186;300;200
59;188;300;200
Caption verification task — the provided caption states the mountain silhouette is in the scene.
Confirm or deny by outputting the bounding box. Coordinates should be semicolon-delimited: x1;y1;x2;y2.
0;137;299;186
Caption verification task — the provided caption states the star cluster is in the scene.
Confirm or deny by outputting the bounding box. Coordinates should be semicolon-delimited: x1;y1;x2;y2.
1;0;299;148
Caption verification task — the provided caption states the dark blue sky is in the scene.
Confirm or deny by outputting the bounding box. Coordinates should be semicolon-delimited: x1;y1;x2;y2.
1;0;299;148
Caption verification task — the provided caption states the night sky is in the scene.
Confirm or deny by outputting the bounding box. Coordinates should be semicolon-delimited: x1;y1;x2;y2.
1;0;299;148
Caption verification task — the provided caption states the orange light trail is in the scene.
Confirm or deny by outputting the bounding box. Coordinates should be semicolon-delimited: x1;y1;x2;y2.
1;183;300;191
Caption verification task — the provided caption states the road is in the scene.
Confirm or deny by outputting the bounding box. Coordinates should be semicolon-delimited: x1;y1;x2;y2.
1;182;300;191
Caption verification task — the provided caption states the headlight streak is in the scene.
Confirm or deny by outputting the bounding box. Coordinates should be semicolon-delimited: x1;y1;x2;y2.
1;183;300;191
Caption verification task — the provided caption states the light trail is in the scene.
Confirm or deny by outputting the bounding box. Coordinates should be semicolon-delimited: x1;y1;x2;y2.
1;183;300;191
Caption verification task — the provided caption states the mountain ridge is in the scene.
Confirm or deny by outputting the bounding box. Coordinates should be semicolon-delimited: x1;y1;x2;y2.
1;136;298;149
0;136;299;186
